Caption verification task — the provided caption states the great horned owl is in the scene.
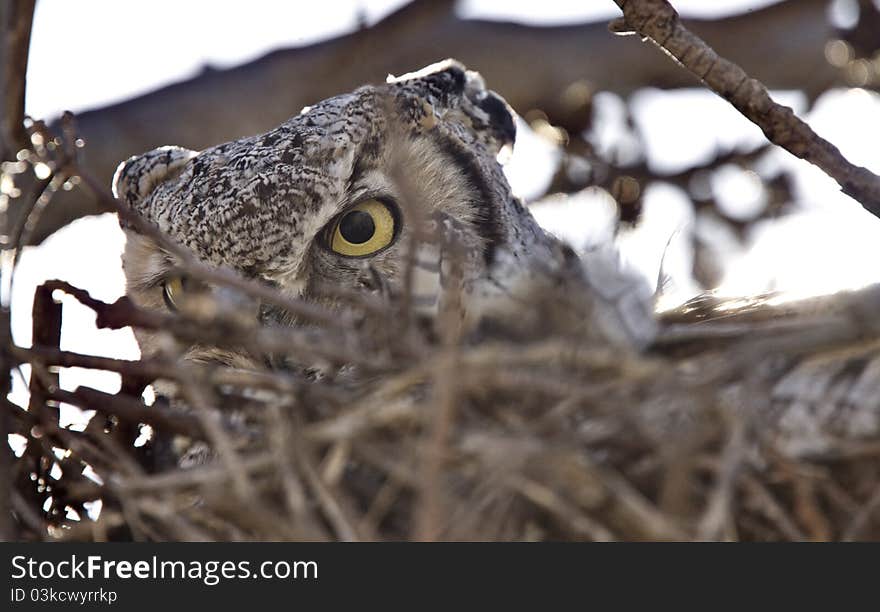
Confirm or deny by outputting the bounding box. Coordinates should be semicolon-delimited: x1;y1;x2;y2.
111;59;880;467
113;60;656;369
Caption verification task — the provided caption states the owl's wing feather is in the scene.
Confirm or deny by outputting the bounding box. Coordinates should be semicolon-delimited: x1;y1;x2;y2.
656;285;880;457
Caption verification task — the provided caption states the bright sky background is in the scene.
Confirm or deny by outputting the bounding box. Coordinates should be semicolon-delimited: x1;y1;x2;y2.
25;0;786;120
9;0;880;425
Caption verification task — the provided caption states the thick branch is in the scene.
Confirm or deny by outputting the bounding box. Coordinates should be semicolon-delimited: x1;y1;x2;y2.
0;0;35;541
41;280;388;371
47;387;204;440
0;317;12;541
0;0;34;160
612;0;880;217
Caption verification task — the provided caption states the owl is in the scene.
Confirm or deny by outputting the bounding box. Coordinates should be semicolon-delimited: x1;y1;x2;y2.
108;58;880;496
111;60;880;464
112;59;656;370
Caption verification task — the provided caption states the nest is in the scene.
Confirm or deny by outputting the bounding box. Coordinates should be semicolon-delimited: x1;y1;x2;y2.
5;119;880;543
7;270;880;542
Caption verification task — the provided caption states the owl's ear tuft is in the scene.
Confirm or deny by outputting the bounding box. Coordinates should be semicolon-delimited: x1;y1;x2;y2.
112;146;198;207
476;91;516;150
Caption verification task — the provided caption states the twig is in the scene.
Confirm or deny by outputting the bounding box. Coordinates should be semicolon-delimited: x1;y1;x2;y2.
115;454;274;494
792;476;832;541
41;279;387;370
697;417;747;540
843;484;880;541
27;285;62;415
0;367;14;540
738;472;805;541
414;243;466;541
47;386;203;439
176;380;254;503
511;477;616;541
11;490;44;536
264;402;327;539
291;429;362;542
610;0;880;217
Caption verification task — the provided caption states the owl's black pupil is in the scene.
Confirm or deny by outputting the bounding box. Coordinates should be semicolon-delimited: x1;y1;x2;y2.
339;210;375;244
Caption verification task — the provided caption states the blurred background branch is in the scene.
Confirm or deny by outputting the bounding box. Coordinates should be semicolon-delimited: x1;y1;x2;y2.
612;0;880;216
12;0;845;245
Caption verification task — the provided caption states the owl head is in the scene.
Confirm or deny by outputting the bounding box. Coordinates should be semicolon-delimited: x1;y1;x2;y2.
114;60;653;365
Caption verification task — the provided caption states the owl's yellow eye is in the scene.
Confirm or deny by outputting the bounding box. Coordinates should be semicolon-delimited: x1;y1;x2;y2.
329;199;396;257
162;276;186;311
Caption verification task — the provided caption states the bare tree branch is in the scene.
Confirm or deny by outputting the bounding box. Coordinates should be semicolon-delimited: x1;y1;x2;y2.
0;0;35;542
0;0;34;160
18;0;836;244
611;0;880;217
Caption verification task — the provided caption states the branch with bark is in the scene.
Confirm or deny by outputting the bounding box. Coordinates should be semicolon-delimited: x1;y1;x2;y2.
13;0;839;244
0;0;35;543
0;0;34;160
611;0;880;217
